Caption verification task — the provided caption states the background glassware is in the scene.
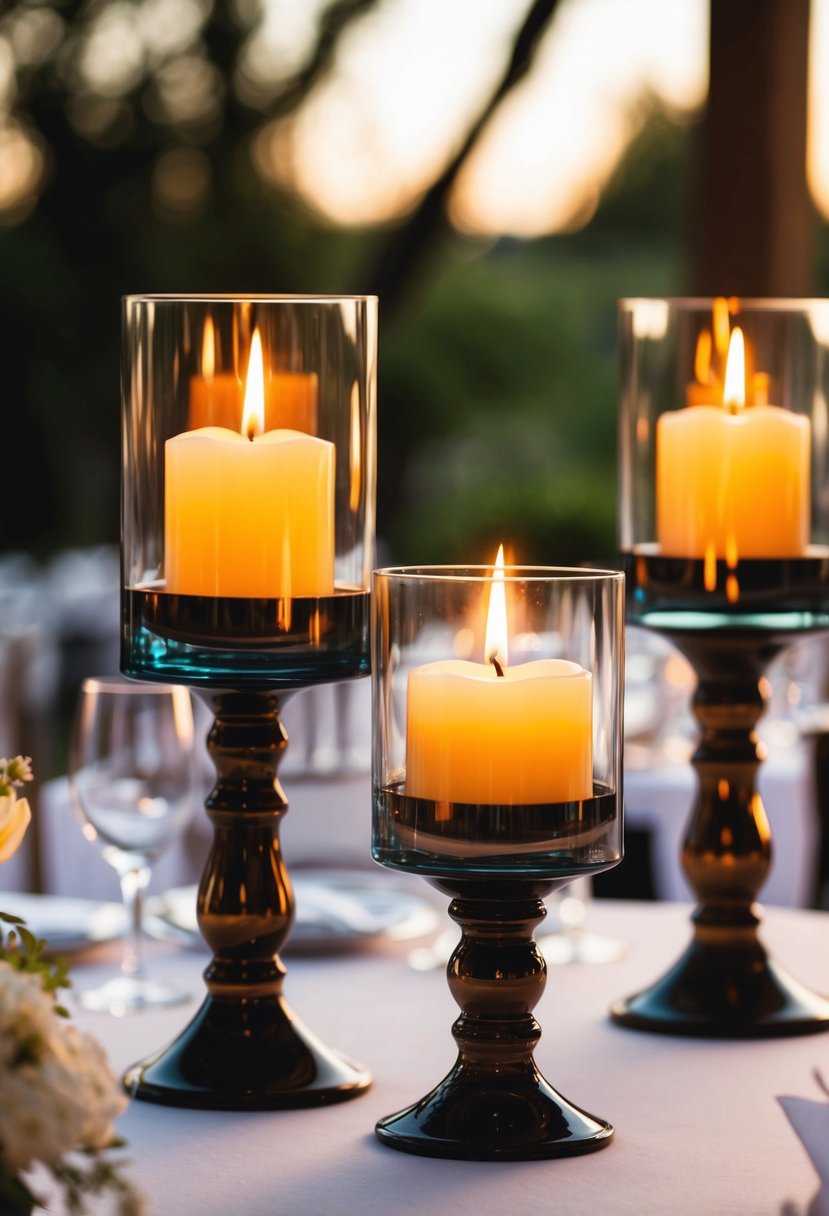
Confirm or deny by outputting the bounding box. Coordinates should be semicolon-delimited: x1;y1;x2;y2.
372;564;624;1160
69;676;199;1014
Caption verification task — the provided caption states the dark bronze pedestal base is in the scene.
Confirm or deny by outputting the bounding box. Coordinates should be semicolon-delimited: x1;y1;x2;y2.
123;689;370;1109
613;625;829;1039
376;1066;612;1161
124;993;370;1109
376;879;613;1160
611;914;829;1038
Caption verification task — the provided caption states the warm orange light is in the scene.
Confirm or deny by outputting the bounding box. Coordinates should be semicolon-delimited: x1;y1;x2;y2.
751;371;770;407
723;328;746;411
712;296;731;359
485;544;508;671
349;380;361;512
242;330;266;440
202;314;215;380
704;541;717;592
694;329;713;387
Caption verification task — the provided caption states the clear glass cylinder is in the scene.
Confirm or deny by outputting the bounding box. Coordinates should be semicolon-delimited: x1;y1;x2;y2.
372;565;624;880
122;295;377;687
619;297;829;629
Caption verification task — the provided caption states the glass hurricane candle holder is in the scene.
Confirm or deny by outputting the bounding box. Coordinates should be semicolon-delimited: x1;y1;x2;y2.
121;294;376;1107
372;563;624;1160
616;297;829;1037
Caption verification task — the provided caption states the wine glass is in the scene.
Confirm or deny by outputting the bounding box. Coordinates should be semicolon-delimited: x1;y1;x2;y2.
69;676;199;1014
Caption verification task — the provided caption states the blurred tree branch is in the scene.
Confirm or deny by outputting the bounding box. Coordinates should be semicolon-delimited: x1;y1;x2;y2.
259;0;380;118
369;0;561;315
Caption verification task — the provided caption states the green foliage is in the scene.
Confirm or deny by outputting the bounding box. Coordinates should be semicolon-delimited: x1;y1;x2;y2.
0;911;72;1012
0;0;693;565
0;1171;37;1216
379;239;680;563
0;756;33;798
50;1156;140;1216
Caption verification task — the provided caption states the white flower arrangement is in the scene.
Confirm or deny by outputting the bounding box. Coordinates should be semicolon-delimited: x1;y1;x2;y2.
0;758;143;1216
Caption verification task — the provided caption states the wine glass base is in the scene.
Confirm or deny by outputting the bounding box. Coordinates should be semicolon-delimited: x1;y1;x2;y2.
122;992;371;1110
610;936;829;1038
375;1065;613;1161
539;930;626;966
78;975;190;1016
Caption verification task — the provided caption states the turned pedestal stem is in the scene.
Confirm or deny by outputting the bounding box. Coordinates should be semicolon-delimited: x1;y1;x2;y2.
123;690;371;1108
612;630;829;1037
376;877;613;1160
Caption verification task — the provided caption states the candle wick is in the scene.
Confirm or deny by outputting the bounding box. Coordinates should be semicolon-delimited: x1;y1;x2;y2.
489;654;505;678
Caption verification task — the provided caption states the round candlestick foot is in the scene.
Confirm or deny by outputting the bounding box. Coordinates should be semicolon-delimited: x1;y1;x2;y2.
123;993;370;1109
375;1062;612;1160
610;931;829;1038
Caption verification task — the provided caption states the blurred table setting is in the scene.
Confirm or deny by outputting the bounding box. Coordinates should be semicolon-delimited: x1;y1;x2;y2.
1;552;827;916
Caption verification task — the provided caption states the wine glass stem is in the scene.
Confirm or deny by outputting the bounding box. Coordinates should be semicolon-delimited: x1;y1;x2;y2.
119;866;151;979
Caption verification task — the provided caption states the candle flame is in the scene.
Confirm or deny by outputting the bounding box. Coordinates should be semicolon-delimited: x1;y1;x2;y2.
485;544;508;672
242;329;265;440
202;315;215;381
723;328;746;412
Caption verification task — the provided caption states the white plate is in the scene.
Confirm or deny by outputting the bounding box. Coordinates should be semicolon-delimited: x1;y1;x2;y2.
0;894;127;954
148;871;440;955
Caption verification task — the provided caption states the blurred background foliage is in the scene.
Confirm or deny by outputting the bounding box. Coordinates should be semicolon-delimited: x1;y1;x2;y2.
0;0;793;566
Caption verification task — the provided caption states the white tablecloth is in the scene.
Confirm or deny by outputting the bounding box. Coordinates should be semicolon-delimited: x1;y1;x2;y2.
30;899;829;1216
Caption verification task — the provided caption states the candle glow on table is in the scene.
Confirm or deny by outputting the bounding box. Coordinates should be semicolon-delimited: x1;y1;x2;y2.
405;549;593;806
165;330;335;599
657;326;810;560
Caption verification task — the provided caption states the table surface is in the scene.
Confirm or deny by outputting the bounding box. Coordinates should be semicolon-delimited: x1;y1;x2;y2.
26;898;829;1216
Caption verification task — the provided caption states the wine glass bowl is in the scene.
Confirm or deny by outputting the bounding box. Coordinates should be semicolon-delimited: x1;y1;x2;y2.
69;676;199;1014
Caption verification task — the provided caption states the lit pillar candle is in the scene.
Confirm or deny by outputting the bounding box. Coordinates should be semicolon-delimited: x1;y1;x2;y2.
405;549;593;805
166;331;334;598
657;327;810;558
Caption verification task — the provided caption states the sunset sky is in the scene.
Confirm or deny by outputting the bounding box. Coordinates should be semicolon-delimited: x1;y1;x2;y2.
5;0;829;234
